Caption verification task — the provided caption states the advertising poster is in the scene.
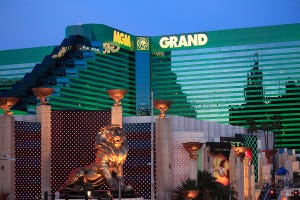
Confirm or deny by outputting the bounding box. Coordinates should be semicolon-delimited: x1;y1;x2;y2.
206;142;231;186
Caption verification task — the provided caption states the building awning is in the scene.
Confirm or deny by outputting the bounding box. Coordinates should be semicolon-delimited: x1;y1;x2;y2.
276;167;289;175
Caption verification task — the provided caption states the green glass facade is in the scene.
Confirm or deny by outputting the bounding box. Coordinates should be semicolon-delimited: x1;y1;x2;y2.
0;46;54;92
1;23;300;151
150;23;300;151
47;25;137;115
50;48;136;115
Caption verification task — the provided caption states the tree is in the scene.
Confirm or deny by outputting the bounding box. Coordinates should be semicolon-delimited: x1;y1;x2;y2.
174;170;237;199
272;115;282;134
272;114;282;148
260;121;271;150
219;184;238;200
197;170;216;199
197;170;237;200
246;118;257;135
174;178;199;200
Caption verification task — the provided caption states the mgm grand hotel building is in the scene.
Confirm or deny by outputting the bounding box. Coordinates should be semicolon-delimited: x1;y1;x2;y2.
1;23;300;152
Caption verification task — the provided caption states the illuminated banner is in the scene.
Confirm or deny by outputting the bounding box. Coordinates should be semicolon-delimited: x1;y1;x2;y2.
220;137;244;147
206;142;231;186
159;33;208;49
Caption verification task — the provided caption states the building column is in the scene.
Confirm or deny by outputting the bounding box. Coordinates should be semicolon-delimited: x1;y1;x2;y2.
155;117;172;200
243;156;256;200
237;157;245;200
250;163;256;200
198;147;205;172
189;159;198;179
229;148;245;200
111;106;123;127
0;115;16;200
36;105;51;196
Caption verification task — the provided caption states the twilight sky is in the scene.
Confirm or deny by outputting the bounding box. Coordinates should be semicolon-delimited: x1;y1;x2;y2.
1;0;300;50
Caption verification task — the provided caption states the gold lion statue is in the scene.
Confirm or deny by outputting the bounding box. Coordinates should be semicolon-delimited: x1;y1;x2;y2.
59;124;129;192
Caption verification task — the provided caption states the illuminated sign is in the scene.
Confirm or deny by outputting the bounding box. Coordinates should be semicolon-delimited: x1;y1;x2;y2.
0;79;19;85
52;46;72;59
80;45;101;54
103;43;120;54
159;33;208;49
113;30;131;48
52;45;101;58
151;52;165;56
137;37;149;50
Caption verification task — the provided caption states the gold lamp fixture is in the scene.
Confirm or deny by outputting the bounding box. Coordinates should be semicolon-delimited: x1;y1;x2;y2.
182;142;204;160
107;89;127;107
32;87;54;105
262;149;277;164
180;189;200;200
154;100;172;118
233;146;247;160
0;97;19;115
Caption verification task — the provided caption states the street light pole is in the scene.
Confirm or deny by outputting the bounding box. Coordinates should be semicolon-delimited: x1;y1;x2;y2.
119;181;121;200
150;91;155;200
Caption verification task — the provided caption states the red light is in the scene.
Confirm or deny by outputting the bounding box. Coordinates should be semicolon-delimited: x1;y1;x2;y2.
294;190;299;196
270;188;276;198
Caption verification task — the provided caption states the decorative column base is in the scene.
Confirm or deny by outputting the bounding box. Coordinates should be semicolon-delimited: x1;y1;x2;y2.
36;105;52;196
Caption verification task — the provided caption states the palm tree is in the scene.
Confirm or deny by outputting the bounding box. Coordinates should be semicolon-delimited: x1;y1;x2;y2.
246;118;257;135
272;115;282;134
174;178;199;200
272;114;282;148
260;121;271;150
218;184;238;200
197;170;216;199
197;170;237;200
175;170;237;199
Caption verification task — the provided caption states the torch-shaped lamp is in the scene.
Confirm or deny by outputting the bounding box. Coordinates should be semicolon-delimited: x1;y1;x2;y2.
154;100;172;118
0;97;19;115
32;87;54;105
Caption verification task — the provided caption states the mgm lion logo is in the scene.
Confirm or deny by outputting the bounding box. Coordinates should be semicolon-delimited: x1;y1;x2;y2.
137;37;149;50
60;125;129;192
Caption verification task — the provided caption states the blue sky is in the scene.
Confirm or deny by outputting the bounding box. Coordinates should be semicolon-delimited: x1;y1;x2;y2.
1;0;300;50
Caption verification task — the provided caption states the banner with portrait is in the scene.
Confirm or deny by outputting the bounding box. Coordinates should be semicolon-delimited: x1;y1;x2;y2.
206;142;231;186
